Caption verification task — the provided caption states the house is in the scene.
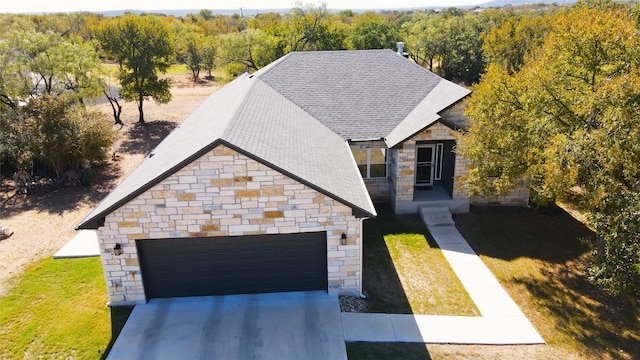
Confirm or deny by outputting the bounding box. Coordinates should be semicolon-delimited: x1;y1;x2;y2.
77;49;527;306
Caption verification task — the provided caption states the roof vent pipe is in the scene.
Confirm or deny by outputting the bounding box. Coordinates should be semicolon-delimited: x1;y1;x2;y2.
396;42;408;58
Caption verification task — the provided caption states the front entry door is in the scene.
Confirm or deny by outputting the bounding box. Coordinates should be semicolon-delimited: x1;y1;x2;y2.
416;144;436;187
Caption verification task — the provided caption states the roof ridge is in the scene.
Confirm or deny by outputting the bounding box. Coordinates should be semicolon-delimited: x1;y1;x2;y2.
251;53;291;79
220;75;261;139
256;49;446;140
222;79;376;216
255;66;352;141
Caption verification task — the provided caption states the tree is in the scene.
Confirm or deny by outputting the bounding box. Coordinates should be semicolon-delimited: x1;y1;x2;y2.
216;29;281;75
248;12;282;34
199;9;214;21
100;68;124;125
460;4;640;294
174;23;207;81
438;14;485;84
482;14;550;74
3;31;102;104
22;93;114;177
202;35;217;79
207;14;246;35
279;2;346;52
347;12;399;50
0;106;31;180
403;13;446;71
0;39;29;108
96;15;174;123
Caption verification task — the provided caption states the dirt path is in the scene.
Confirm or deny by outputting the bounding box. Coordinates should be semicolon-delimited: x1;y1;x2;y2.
0;75;219;296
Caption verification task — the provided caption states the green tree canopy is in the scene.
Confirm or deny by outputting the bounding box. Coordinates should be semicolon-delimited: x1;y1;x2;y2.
438;14;485;84
482;13;550;74
400;10;488;83
174;22;207;81
0;93;114;177
347;12;399;50
460;4;640;294
216;29;281;76
0;31;102;106
402;13;446;71
279;2;346;52
96;15;174;123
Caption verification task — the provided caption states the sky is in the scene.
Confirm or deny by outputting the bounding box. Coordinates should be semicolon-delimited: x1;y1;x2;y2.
0;0;489;14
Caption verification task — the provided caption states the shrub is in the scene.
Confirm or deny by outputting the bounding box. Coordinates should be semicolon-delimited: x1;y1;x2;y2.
78;107;115;163
1;94;114;180
588;191;640;295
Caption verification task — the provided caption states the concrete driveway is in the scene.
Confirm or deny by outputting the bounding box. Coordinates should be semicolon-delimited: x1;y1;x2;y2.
106;291;347;360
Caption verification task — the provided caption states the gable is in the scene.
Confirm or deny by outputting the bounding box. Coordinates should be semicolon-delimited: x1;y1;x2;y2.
77;49;468;229
105;144;363;237
77;73;376;230
385;79;471;148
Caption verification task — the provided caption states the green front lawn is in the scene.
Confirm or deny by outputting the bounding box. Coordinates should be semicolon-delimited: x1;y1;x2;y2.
362;205;479;315
351;205;640;359
0;257;131;359
5;205;638;359
347;342;432;360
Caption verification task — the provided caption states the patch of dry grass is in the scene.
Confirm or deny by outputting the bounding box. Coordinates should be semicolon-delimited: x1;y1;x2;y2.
453;205;640;359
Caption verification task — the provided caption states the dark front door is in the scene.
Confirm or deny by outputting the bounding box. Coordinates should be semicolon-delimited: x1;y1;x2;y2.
138;232;328;299
415;144;436;187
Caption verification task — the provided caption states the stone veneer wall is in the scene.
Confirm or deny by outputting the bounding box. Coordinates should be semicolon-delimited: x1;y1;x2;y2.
440;101;530;207
471;181;530;206
98;145;363;305
441;99;470;129
363;178;391;203
391;122;469;207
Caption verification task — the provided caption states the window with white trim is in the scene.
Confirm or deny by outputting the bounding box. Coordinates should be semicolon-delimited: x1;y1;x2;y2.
435;143;443;181
352;148;387;179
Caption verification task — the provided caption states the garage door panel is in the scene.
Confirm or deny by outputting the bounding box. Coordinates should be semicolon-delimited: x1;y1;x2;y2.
138;232;327;298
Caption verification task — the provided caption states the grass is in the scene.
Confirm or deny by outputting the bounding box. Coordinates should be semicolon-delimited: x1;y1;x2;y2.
352;204;640;359
4;204;638;359
362;205;479;316
165;63;190;75
347;342;432;360
453;205;640;359
0;257;132;359
102;62;190;76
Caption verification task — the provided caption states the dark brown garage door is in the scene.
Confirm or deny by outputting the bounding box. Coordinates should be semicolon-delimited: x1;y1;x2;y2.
137;232;327;299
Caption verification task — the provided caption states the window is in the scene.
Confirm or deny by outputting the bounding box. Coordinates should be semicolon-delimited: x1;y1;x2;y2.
435;143;443;181
352;148;387;179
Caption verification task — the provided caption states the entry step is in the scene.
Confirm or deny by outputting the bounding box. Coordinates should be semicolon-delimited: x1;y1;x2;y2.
419;206;455;227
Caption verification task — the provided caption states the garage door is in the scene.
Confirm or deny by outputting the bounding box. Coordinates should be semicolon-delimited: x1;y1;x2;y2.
137;232;327;299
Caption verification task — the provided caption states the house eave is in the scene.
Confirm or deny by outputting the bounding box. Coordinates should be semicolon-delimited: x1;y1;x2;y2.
75;139;226;230
385;118;463;149
223;141;377;219
76;138;376;230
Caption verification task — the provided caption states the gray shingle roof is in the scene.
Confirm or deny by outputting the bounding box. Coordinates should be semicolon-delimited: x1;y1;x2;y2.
385;79;471;147
225;80;374;215
258;49;468;141
77;73;375;229
77;49;469;229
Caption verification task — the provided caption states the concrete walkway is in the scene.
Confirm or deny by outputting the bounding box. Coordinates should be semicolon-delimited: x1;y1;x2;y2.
342;207;544;345
53;230;100;259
